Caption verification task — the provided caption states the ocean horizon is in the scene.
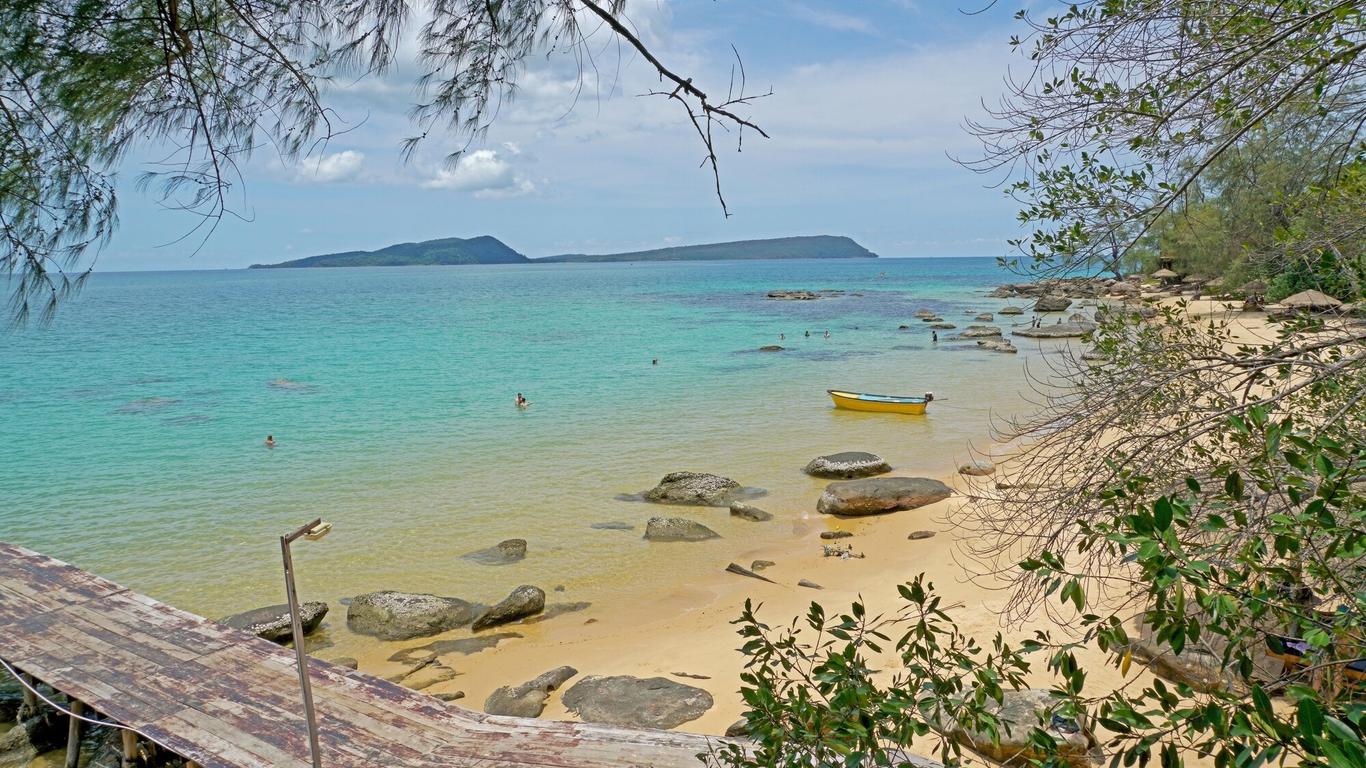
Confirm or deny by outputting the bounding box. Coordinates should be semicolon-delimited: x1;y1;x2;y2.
1;256;1044;620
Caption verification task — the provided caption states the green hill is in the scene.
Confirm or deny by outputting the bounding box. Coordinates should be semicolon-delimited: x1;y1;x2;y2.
248;234;877;268
248;235;528;268
538;235;876;263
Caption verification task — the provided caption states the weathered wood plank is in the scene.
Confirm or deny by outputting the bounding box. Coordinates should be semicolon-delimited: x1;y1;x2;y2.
0;542;718;768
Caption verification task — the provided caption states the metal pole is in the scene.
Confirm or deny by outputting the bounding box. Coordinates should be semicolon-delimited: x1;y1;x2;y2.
281;520;323;768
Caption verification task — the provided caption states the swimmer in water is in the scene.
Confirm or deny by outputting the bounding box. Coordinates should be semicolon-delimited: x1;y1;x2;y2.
515;393;529;408
652;358;658;365
265;435;275;448
823;330;830;339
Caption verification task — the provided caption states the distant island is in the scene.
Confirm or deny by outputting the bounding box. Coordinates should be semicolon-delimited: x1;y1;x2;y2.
248;235;876;269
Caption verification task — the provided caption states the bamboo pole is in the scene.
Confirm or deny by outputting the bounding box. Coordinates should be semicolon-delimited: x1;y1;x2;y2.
120;730;138;768
65;699;84;768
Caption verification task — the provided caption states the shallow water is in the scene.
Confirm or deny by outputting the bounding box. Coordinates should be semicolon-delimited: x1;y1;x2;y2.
0;258;1066;618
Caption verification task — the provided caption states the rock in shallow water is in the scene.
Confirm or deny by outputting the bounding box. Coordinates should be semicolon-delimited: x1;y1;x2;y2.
347;591;481;641
472;585;546;631
484;666;578;718
642;471;758;506
804;451;892;479
461;538;528;565
644;517;721;542
219;601;329;643
957;325;1003;338
729;501;773;521
562;675;713;729
817;477;953;516
1013;322;1097;339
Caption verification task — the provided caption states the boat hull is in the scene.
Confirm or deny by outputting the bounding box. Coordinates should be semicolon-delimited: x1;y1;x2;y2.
827;390;927;415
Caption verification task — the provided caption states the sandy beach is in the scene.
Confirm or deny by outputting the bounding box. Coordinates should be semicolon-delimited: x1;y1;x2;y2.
313;297;1282;742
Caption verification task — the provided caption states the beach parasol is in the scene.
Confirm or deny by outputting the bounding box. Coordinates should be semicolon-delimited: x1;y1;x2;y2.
1280;289;1343;310
1151;268;1178;279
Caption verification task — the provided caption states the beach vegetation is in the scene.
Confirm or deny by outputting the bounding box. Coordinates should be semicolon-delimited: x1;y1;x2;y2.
711;421;1366;768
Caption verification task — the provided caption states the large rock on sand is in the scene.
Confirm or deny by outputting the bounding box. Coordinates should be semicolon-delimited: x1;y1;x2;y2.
472;585;545;631
817;477;952;516
803;451;891;479
642;472;753;506
220;602;329;643
461;539;527;565
562;675;713;729
347;591;481;641
484;666;578;718
949;688;1096;768
644;517;721;542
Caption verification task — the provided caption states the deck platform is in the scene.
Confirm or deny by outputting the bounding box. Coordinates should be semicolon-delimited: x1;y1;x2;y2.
0;542;717;767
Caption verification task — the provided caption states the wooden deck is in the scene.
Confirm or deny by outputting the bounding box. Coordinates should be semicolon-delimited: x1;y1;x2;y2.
0;542;717;767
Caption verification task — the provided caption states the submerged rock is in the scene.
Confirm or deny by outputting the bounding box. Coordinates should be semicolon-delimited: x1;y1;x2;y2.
590;521;635;531
758;345;786;352
998;306;1026;315
401;661;460;691
644;517;721;542
562;675;714;729
767;290;822;301
219;601;329;643
974;313;994;322
472;585;546;631
804;451;892;479
817;477;953;516
484;666;578;718
929;322;957;330
729;502;774;522
957;325;1003;338
642;471;754;506
347;591;481;641
461;539;527;566
1013;321;1097;339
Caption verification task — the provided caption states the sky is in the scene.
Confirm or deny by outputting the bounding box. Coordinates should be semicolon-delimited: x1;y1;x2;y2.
103;0;1038;270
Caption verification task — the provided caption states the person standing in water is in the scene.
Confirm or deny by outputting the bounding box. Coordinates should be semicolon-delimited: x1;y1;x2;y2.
932;331;938;343
823;330;830;339
265;435;275;448
515;393;529;408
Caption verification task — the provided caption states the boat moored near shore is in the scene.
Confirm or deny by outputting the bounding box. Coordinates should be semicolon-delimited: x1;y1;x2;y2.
827;389;933;415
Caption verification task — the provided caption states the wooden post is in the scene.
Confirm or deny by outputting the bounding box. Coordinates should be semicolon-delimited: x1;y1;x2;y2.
120;730;138;768
65;699;84;768
18;672;38;720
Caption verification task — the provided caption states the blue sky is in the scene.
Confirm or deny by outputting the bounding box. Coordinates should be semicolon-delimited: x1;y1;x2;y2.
104;1;1035;270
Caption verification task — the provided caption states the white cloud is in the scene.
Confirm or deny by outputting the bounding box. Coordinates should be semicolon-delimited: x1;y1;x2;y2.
788;4;876;34
421;149;537;197
295;150;366;183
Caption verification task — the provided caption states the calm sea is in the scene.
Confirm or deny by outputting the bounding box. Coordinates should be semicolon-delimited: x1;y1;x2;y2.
0;257;1057;617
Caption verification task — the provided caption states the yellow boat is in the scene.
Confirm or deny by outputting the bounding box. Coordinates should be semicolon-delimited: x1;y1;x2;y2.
828;389;933;415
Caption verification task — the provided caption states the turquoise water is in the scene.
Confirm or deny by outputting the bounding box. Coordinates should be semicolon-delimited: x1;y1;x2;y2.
0;258;1056;618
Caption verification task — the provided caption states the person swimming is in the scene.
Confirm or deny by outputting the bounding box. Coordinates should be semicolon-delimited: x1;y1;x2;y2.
265;435;275;448
779;333;785;341
652;358;658;365
515;393;529;408
805;330;810;338
823;330;830;339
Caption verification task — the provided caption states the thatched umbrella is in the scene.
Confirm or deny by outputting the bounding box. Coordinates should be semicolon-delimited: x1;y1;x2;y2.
1151;268;1178;279
1280;289;1343;310
1238;279;1267;295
